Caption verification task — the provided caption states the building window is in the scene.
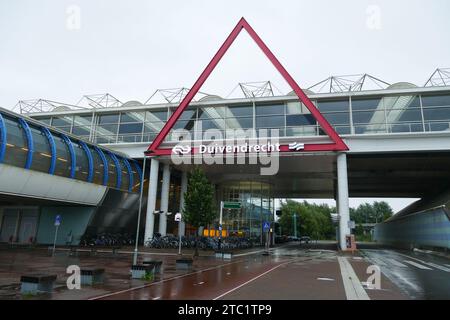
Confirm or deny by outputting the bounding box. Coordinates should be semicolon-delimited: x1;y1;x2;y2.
95;113;119;144
105;153;118;189
3;116;28;168
118;123;144;143
351;98;382;111
120;112;145;123
286;114;316;126
90;146;105;185
384;95;423;133
72;126;91;136
53;134;72;178
227;105;253;118
421;94;450;132
98;113;120;124
145;110;167;122
225;117;253;130
255;104;284;116
119;158;130;192
256;115;284;128
317;99;349;113
30;125;52;173
34;117;52;125
52;116;73;127
73;142;90;182
198;106;226;119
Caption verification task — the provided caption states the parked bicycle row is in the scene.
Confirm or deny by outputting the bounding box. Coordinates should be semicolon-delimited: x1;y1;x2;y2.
79;233;135;247
144;234;254;250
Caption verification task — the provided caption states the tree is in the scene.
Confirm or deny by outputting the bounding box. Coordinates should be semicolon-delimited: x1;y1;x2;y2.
350;201;394;242
350;201;393;224
278;200;335;240
182;167;216;256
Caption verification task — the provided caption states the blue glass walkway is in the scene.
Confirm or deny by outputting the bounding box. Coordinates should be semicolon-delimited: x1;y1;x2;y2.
0;107;142;193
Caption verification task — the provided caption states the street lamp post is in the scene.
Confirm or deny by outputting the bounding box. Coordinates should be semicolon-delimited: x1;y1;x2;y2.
133;155;147;266
174;212;182;255
218;201;223;251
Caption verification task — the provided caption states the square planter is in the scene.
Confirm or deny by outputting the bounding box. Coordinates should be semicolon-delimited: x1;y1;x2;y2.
80;268;105;285
131;265;155;280
142;260;163;273
20;274;57;295
176;258;193;270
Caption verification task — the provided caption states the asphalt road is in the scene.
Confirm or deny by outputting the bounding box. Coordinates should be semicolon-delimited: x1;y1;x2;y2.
86;243;449;300
361;249;450;299
92;243;406;300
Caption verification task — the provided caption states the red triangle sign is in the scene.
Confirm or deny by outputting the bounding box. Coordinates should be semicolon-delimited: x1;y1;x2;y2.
146;17;348;156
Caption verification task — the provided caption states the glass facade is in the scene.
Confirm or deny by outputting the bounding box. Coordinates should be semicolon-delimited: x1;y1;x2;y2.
29;89;450;145
53;134;72;178
119;158;130;192
218;181;274;243
73;142;90;181
0;111;140;193
29;125;52;173
105;152;118;188
421;94;450;132
3;116;28;168
90;146;105;185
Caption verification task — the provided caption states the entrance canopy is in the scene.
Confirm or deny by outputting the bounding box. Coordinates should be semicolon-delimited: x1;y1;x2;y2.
146;17;347;157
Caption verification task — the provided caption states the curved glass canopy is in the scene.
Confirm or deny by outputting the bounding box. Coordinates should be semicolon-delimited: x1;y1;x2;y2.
0;111;141;193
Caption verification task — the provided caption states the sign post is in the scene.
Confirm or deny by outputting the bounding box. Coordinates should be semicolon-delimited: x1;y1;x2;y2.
52;215;61;256
174;213;182;255
263;221;271;253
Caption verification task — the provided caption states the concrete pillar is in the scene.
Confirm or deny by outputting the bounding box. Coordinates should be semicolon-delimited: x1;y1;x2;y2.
158;164;171;236
178;171;188;237
144;158;159;242
337;153;350;250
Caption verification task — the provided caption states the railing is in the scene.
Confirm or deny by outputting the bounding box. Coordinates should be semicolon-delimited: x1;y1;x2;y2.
90;122;450;145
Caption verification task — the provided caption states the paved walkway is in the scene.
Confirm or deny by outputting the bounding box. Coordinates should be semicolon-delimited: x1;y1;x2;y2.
0;243;418;300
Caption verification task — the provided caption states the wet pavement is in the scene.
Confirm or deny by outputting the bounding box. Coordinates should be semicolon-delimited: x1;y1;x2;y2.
0;243;448;300
360;249;450;299
92;244;408;300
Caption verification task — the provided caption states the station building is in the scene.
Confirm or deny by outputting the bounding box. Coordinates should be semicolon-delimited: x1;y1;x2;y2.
1;19;450;250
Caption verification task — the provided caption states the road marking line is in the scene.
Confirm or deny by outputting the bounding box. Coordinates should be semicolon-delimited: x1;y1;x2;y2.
213;261;293;300
317;277;335;281
387;258;408;268
337;257;370;300
89;260;242;300
395;252;449;272
371;258;387;266
403;260;432;270
423;262;450;272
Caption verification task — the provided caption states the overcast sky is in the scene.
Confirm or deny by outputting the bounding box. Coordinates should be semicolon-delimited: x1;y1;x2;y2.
1;0;449;211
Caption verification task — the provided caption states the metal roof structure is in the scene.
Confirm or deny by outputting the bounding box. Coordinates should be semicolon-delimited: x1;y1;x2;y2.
307;74;391;93
12;68;450;115
425;68;450;87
